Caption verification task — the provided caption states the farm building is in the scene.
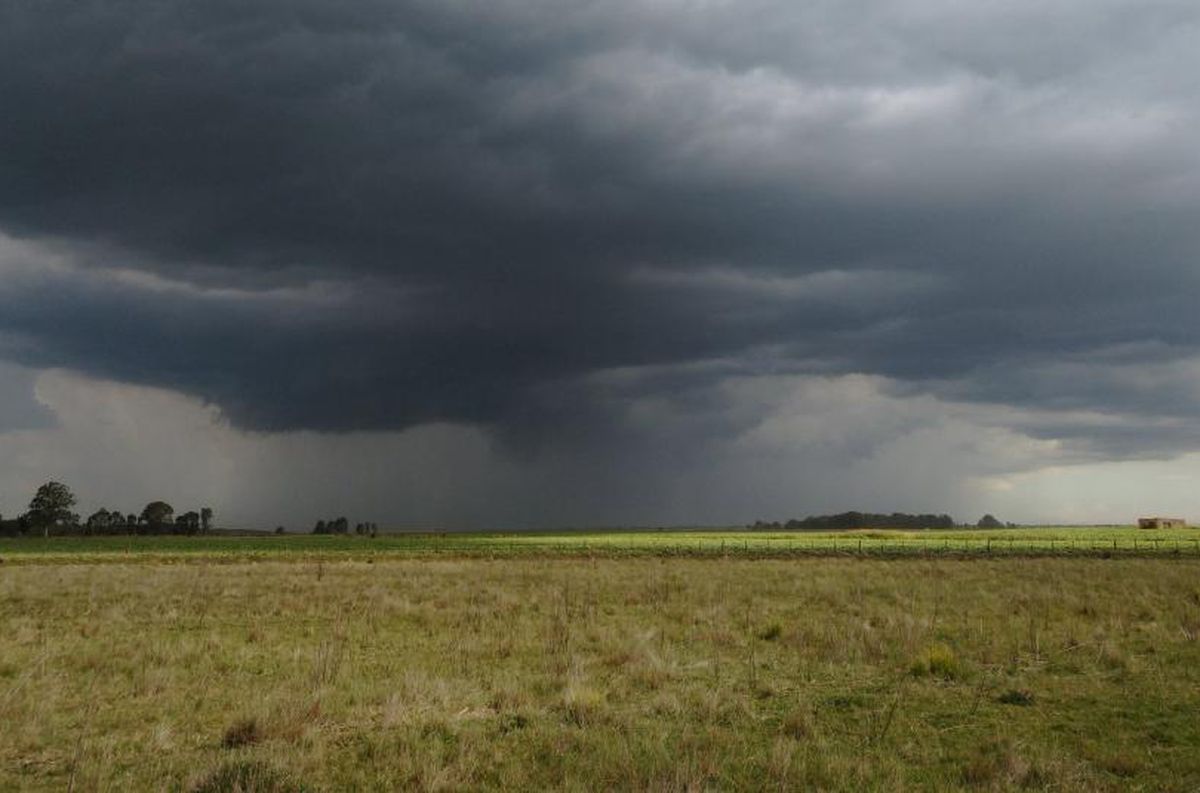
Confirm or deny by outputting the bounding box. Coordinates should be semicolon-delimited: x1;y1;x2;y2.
1137;517;1187;529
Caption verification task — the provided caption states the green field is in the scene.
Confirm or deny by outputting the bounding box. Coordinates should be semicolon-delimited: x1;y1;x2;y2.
1;525;1197;563
1;553;1198;790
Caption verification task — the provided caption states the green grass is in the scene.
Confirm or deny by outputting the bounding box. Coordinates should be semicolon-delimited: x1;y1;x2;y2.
1;556;1198;790
0;525;1197;563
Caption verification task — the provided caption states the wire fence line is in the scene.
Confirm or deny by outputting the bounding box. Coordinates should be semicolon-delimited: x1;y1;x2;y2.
403;536;1200;559
4;534;1200;563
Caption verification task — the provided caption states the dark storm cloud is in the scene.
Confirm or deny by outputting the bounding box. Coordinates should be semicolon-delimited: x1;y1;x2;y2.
2;0;1200;459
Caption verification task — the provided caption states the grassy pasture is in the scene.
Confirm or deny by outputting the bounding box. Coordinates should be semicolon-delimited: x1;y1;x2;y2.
1;555;1199;790
0;525;1198;563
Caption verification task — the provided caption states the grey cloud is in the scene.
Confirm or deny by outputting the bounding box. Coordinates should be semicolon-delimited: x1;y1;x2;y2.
1;0;1199;469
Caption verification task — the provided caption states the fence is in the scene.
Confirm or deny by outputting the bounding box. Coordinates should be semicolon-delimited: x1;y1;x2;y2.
399;535;1200;559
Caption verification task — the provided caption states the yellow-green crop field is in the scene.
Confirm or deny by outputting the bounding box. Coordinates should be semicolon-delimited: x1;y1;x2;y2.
1;552;1199;790
1;525;1198;564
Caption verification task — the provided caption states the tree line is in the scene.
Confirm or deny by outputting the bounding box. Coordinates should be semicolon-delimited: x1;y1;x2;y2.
751;511;959;531
0;480;214;537
312;518;379;536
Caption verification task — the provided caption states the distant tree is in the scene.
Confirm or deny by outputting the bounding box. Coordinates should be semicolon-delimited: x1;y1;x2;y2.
200;507;214;533
776;511;957;531
313;519;328;535
109;509;130;533
333;517;349;534
976;514;1004;529
275;526;285;535
28;481;79;537
176;511;201;534
141;501;175;533
85;508;112;535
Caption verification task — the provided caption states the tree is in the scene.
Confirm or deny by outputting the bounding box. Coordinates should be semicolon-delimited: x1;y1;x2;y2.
85;508;112;535
27;481;78;537
140;501;175;532
977;514;1004;529
200;507;213;533
176;511;200;534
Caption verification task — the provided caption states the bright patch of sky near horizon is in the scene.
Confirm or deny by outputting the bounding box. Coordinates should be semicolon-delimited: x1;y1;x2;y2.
0;363;1192;528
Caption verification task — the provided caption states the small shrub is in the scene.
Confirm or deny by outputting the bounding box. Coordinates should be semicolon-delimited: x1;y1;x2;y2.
757;623;783;641
910;643;964;680
188;760;306;793
997;688;1035;706
221;717;262;749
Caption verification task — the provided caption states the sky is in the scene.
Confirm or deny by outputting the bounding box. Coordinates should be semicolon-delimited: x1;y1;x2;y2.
2;0;1200;529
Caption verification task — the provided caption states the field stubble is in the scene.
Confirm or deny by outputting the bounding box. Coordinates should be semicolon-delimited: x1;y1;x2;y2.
0;557;1198;790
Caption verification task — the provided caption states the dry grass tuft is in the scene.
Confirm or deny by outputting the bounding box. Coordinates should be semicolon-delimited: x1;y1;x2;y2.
188;760;306;793
910;643;965;680
1092;749;1143;778
561;681;606;726
961;738;1033;788
221;717;263;749
997;688;1035;707
779;706;814;740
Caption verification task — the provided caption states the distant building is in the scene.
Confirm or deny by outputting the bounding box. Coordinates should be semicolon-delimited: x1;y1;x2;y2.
1137;517;1186;529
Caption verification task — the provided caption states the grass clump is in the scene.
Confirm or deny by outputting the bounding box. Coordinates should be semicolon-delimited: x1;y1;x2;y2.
997;688;1035;707
221;717;263;749
188;760;307;793
757;622;783;641
1093;750;1143;778
960;738;1034;788
779;707;814;740
561;682;606;726
909;643;964;680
